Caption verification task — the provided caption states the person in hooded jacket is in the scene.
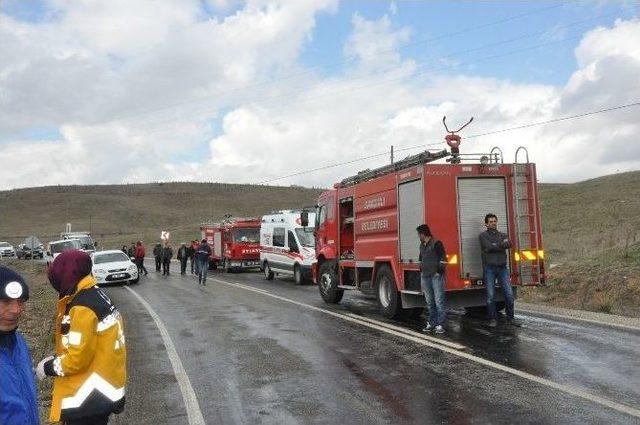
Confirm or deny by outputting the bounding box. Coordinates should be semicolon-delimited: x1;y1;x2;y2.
0;266;39;425
36;250;127;425
134;241;148;276
162;243;173;276
153;243;163;272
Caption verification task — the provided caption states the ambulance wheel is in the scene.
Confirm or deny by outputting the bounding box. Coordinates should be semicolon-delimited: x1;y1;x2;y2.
294;264;304;285
376;265;401;319
263;262;274;280
319;262;343;304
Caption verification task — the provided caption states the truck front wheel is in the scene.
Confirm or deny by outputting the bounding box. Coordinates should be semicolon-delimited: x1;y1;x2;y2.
376;265;401;319
318;262;343;303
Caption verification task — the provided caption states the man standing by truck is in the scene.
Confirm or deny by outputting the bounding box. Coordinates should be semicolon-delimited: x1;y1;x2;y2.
196;239;212;286
417;224;447;334
479;213;520;327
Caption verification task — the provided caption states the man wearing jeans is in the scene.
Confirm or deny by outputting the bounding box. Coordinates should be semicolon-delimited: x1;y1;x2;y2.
479;213;521;327
417;224;447;334
196;239;212;286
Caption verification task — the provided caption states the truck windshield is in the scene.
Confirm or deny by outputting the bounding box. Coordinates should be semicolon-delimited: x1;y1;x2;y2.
232;228;259;243
295;228;315;247
74;236;95;250
50;240;82;254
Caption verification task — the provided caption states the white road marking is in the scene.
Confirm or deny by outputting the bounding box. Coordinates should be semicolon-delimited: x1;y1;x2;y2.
214;278;640;420
124;286;206;425
517;308;640;332
342;312;466;350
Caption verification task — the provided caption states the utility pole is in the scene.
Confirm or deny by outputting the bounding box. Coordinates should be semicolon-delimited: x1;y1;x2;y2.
390;145;394;164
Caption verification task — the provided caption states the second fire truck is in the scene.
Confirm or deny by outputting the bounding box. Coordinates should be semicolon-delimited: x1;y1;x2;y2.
200;216;261;272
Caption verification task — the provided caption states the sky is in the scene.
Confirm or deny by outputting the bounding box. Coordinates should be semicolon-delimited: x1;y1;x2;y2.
0;0;639;190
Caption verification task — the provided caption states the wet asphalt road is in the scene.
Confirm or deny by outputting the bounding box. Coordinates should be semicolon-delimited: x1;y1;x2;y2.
103;261;640;425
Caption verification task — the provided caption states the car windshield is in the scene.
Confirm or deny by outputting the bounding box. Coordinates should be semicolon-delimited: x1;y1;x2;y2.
50;240;82;254
232;228;260;243
94;252;129;264
0;242;10;248
295;228;315;247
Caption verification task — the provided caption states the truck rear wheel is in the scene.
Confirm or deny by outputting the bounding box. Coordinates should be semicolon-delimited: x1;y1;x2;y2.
376;265;401;319
263;261;274;280
319;262;343;303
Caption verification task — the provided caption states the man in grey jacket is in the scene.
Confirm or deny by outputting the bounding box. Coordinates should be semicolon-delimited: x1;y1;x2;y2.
417;224;447;334
479;213;520;327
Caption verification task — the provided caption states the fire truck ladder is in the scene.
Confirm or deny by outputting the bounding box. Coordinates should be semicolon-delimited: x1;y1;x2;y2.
340;149;449;188
512;147;542;285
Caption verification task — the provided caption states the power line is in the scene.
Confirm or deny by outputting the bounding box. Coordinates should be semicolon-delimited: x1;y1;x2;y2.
465;101;640;139
256;101;640;185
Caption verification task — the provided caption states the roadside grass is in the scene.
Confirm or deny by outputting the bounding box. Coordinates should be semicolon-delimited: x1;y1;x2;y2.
520;242;640;317
1;259;57;423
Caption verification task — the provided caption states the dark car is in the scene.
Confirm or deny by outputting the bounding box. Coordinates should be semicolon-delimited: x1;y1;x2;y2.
16;243;44;259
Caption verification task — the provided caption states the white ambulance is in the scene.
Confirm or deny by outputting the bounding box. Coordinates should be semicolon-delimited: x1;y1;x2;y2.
260;210;316;285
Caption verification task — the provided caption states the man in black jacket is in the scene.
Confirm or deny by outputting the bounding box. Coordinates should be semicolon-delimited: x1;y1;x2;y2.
162;243;173;276
479;213;520;327
177;243;189;275
417;224;447;334
153;243;163;272
195;239;212;286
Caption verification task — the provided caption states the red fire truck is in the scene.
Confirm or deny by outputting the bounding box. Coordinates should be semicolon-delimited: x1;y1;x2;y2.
200;217;261;272
313;130;544;318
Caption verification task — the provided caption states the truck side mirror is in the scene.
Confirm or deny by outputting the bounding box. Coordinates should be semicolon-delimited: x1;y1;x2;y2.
300;211;309;227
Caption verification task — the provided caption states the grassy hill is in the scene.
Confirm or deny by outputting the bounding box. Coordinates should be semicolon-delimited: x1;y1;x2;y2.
522;170;640;317
1;171;639;316
0;183;323;248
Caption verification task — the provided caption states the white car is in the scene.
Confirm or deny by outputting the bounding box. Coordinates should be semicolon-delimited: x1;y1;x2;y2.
0;242;16;258
92;250;139;285
46;239;83;265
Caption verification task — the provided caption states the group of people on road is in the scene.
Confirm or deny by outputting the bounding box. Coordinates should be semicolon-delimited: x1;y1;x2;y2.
150;239;212;284
1;249;127;425
418;213;519;335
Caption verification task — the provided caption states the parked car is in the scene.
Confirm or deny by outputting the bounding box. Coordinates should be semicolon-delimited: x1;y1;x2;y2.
92;250;139;285
0;242;16;258
16;243;44;259
46;239;83;265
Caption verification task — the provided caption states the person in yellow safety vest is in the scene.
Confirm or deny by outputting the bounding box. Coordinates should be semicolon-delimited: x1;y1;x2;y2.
36;250;126;425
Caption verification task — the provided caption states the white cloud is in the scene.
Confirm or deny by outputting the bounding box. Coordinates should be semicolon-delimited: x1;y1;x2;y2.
0;4;639;190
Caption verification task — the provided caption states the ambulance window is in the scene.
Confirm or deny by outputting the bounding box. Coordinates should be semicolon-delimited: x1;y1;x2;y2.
288;231;299;253
273;228;285;247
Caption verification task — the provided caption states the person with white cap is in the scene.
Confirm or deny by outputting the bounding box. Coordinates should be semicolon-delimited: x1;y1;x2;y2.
0;266;40;425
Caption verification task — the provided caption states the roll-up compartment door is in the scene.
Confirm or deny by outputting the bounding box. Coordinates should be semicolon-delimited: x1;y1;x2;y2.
398;179;424;263
457;178;509;278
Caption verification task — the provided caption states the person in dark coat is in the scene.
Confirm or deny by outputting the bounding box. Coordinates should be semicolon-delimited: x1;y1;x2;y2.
153;243;163;272
187;242;195;275
127;243;135;259
191;240;200;275
417;224;447;334
195;239;212;286
177;243;189;275
0;266;39;425
121;245;128;254
162;243;173;276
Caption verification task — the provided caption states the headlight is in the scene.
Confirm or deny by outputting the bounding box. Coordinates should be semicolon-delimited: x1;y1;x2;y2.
128;264;137;271
94;269;107;275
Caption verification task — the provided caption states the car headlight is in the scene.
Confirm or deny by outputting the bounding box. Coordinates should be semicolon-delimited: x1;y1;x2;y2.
94;269;107;275
128;264;137;271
